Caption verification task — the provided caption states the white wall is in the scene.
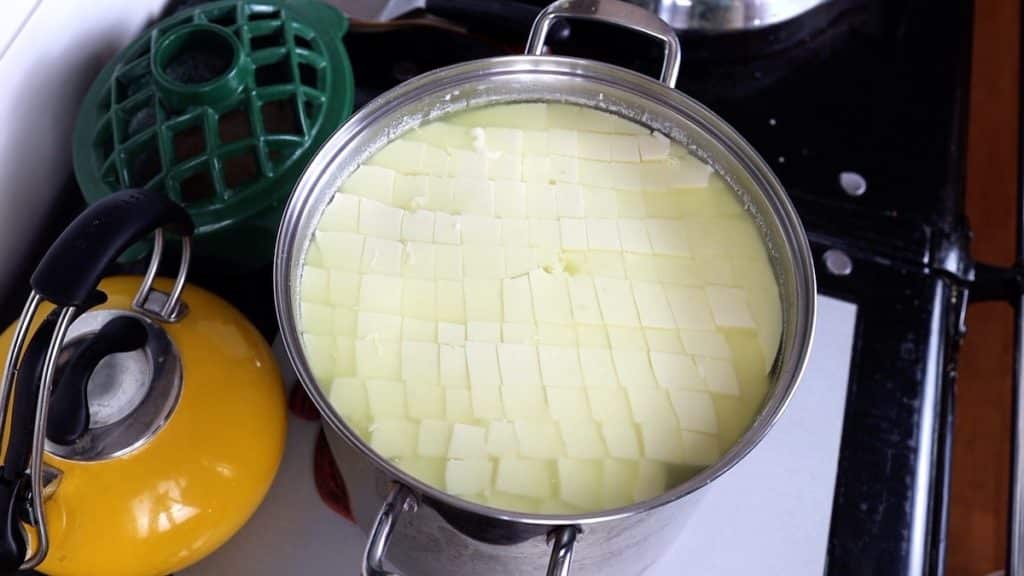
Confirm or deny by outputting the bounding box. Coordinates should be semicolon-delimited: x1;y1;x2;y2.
0;0;167;305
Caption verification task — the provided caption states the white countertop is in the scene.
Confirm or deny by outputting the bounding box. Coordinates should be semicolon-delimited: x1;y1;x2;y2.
185;295;856;575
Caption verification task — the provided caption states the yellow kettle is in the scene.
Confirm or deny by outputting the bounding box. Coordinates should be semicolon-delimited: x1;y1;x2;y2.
0;189;286;576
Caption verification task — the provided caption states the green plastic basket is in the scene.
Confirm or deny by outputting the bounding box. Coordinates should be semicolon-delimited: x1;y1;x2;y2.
73;0;354;268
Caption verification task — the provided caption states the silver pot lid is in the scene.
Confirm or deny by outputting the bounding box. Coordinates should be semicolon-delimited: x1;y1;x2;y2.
631;0;834;30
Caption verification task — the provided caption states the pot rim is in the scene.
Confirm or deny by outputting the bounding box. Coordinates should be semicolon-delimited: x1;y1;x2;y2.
274;53;817;526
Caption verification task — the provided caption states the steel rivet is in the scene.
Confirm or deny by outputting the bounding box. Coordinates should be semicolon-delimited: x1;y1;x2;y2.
839;171;867;197
823;249;853;276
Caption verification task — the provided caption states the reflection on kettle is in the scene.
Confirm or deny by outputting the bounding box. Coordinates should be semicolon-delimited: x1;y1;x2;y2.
132;479;202;539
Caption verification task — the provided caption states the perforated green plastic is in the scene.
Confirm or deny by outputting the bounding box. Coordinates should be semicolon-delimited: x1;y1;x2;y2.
73;0;354;268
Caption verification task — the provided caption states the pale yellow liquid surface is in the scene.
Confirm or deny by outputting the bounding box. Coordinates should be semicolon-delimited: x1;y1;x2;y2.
298;103;782;513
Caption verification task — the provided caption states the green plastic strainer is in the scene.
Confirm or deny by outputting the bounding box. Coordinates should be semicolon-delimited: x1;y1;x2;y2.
73;0;354;268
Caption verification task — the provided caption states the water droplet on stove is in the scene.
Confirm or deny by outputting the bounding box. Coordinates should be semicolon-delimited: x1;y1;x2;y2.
777;156;786;164
768;118;777;126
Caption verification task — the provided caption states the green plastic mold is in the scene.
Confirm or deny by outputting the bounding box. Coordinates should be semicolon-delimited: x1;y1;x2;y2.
73;0;354;268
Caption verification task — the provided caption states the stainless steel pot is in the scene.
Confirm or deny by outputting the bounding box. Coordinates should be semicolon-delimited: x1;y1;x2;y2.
274;1;817;574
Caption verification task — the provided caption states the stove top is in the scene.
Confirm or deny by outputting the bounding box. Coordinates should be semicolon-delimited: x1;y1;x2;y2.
1;1;971;574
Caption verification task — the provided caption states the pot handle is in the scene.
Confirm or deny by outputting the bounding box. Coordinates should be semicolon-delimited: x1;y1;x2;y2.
362;484;580;576
525;0;681;88
362;484;416;576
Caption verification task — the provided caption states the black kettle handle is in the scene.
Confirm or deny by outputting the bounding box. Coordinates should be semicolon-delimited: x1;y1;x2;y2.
31;188;192;308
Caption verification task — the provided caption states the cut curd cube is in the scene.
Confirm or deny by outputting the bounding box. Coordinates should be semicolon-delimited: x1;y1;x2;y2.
681;431;721;466
370;419;417;458
461;214;501;245
626;387;678;428
529;270;573;324
705;285;758;329
320;193;360;232
502;385;548;420
502;276;534;323
407;382;445;420
361;237;403;275
301;302;333;335
516;421;564;460
301;266;329;304
497;344;543;388
559;420;606;459
634;460;667;501
317;230;364;272
471;386;504;419
401;241;435;279
401;210;434;243
439;344;469;388
640;424;686;464
696;357;741;396
435;280;466;323
341;165;395;203
494;181;527;218
546;388;590;421
463;278;503;322
601;459;638;509
438;322;466;345
601;422;641;459
445;459;493;496
649;351;704;391
669;389;719;434
359;275;402;315
496;457;553;499
486;421;520;457
366;379;406;418
355;341;400;379
395;457;446;487
463;245;506;278
579;348;619;388
557;459;602;509
467;321;501;343
417;419;451;457
680;330;731;359
664;285;716;330
402;318;435;342
538;346;584;388
587;388;632;423
612;349;657;389
401;278;436;320
593;277;640;327
329;377;369;427
445;389;474;422
447;423;488;459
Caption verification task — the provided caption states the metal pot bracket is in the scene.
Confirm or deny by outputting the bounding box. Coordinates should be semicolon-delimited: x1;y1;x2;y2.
0;189;193;573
